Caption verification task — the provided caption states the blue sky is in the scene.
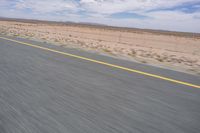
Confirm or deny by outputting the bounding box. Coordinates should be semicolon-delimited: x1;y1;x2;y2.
0;0;200;33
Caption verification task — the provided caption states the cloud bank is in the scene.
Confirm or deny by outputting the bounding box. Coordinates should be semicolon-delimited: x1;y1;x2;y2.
0;0;200;32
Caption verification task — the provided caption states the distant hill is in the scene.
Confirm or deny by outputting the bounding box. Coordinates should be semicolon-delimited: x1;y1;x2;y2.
0;17;199;38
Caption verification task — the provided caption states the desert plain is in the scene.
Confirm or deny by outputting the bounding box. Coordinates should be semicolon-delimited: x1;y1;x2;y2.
0;18;200;75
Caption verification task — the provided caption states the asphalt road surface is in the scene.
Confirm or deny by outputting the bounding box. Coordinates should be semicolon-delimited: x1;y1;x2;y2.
0;36;200;133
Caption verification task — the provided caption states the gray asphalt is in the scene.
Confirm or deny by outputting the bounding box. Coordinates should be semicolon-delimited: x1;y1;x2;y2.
0;35;200;133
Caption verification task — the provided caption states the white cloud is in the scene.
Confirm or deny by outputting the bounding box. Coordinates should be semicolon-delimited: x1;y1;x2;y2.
13;0;198;14
0;0;14;7
15;0;79;13
79;0;196;14
0;0;200;33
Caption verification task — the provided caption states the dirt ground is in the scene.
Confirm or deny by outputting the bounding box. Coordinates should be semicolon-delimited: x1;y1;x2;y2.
0;20;200;75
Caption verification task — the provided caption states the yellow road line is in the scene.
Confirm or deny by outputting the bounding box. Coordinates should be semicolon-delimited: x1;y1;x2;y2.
0;36;200;88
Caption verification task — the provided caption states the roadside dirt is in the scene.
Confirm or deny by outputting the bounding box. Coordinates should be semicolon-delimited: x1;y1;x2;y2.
0;20;200;75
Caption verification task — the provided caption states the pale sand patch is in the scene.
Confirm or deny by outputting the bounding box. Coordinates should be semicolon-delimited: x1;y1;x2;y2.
0;20;200;75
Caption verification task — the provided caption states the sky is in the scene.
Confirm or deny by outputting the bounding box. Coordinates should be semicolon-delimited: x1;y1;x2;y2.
0;0;200;33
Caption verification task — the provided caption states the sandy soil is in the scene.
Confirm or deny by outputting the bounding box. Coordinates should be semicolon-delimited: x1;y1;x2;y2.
0;20;200;75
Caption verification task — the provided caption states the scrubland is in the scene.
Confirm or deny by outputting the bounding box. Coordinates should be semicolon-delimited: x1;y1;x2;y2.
0;19;200;75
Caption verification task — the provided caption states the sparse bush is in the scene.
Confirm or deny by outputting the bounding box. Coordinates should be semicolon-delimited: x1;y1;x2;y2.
102;48;112;53
156;58;164;62
141;60;147;64
54;38;59;42
128;49;137;57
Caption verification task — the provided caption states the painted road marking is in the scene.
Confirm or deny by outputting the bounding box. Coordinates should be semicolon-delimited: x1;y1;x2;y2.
0;36;200;88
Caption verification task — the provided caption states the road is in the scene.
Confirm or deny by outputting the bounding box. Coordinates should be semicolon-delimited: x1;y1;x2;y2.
0;35;200;133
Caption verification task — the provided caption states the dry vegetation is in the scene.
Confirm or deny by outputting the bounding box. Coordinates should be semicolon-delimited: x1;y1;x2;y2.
0;19;200;75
